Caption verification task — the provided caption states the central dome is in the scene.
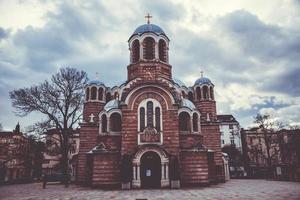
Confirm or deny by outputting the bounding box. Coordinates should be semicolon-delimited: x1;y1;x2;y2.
133;23;165;35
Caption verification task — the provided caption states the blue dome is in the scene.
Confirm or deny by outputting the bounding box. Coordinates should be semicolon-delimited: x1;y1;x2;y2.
133;24;165;35
180;99;196;110
194;77;213;86
104;99;119;111
86;80;105;87
173;78;186;87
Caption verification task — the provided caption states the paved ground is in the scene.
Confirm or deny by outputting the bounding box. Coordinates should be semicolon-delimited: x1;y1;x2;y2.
0;179;299;200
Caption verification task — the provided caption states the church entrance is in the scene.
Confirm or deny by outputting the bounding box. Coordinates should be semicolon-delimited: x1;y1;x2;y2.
140;151;161;188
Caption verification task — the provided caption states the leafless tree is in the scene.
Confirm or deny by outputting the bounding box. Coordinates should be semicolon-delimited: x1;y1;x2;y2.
253;113;283;178
9;67;88;183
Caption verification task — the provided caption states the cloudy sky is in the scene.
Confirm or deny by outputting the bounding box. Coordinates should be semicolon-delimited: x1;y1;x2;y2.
0;0;300;131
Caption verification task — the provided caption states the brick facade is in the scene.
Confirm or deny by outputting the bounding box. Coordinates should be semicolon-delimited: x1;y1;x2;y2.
76;22;225;188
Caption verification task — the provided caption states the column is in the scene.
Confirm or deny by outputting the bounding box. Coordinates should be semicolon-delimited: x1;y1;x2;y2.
190;117;193;132
133;165;136;180
155;41;159;60
137;164;140;181
139;40;143;60
161;164;165;180
166;164;169;179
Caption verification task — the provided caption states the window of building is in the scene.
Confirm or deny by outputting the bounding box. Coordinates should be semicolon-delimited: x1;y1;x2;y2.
230;139;235;145
196;87;201;100
192;113;198;132
222;140;225;144
158;39;167;62
106;92;112;103
101;115;107;133
179;112;190;131
188;91;193;102
138;99;162;132
91;87;97;100
203;86;209;100
110;113;122;132
143;37;155;60
229;124;233;129
98;88;104;101
210;87;214;100
132;39;140;63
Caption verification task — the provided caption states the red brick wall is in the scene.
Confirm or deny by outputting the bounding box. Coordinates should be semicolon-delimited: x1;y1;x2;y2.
97;135;121;151
83;101;105;123
195;101;217;121
121;86;179;156
92;152;121;187
179;134;203;149
180;151;209;185
127;61;172;81
77;124;99;183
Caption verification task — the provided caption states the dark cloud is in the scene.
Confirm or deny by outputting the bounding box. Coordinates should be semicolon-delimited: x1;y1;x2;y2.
264;67;300;96
218;10;300;62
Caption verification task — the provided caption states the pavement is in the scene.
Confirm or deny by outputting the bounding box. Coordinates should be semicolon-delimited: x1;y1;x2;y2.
0;179;299;200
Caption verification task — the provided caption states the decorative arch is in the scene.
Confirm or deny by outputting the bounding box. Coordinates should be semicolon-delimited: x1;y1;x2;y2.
143;37;155;60
132;146;169;164
158;39;167;62
132;39;140;63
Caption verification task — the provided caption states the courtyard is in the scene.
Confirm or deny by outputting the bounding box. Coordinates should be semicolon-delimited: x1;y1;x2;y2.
0;179;299;200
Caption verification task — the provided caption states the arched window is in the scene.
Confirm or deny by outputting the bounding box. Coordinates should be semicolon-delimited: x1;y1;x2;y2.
139;107;145;132
98;88;103;101
203;86;209;100
188;91;193;102
101;115;107;133
138;99;162;132
91;87;97;100
143;37;155;60
147;101;154;127
86;88;90;101
158;39;167;62
106;92;112;103
132;39;140;63
110;113;122;132
193;113;198;132
210;87;214;100
179;112;190;132
196;87;201;100
155;107;161;131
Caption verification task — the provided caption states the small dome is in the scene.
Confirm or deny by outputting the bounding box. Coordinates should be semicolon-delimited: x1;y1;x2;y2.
104;99;119;111
133;24;166;35
180;99;196;110
86;79;105;87
173;78;186;87
194;77;213;86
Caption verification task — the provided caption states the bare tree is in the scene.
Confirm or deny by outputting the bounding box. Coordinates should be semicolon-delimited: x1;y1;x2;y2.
253;113;282;179
9;67;88;183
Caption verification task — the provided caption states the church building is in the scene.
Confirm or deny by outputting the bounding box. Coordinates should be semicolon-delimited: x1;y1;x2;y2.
77;18;225;189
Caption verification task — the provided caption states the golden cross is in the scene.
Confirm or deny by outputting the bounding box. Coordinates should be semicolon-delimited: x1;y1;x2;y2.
145;13;152;24
200;71;204;78
96;72;99;79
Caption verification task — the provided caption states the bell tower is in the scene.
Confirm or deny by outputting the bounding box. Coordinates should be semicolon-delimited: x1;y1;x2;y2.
127;15;172;81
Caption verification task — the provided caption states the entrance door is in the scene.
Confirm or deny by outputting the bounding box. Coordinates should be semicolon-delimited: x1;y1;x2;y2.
140;151;161;188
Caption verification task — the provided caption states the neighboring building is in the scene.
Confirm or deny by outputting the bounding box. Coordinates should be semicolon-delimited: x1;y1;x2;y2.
42;128;80;181
218;115;242;152
0;123;42;184
218;115;245;177
241;128;300;181
77;20;225;189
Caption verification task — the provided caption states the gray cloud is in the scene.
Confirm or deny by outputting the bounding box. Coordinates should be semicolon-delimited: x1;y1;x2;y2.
0;27;8;40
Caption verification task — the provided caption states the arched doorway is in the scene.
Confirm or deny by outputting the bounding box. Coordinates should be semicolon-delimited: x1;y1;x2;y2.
140;151;161;188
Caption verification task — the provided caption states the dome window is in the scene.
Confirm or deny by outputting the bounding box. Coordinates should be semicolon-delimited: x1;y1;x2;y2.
143;37;155;60
91;86;97;100
86;88;90;101
203;86;209;100
179;112;190;132
159;39;167;62
132;39;140;63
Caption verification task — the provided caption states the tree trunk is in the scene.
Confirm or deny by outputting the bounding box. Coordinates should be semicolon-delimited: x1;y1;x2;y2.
61;132;69;187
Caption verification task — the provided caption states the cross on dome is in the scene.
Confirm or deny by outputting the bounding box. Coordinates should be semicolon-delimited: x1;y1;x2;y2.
95;72;99;79
200;71;204;78
145;13;152;24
